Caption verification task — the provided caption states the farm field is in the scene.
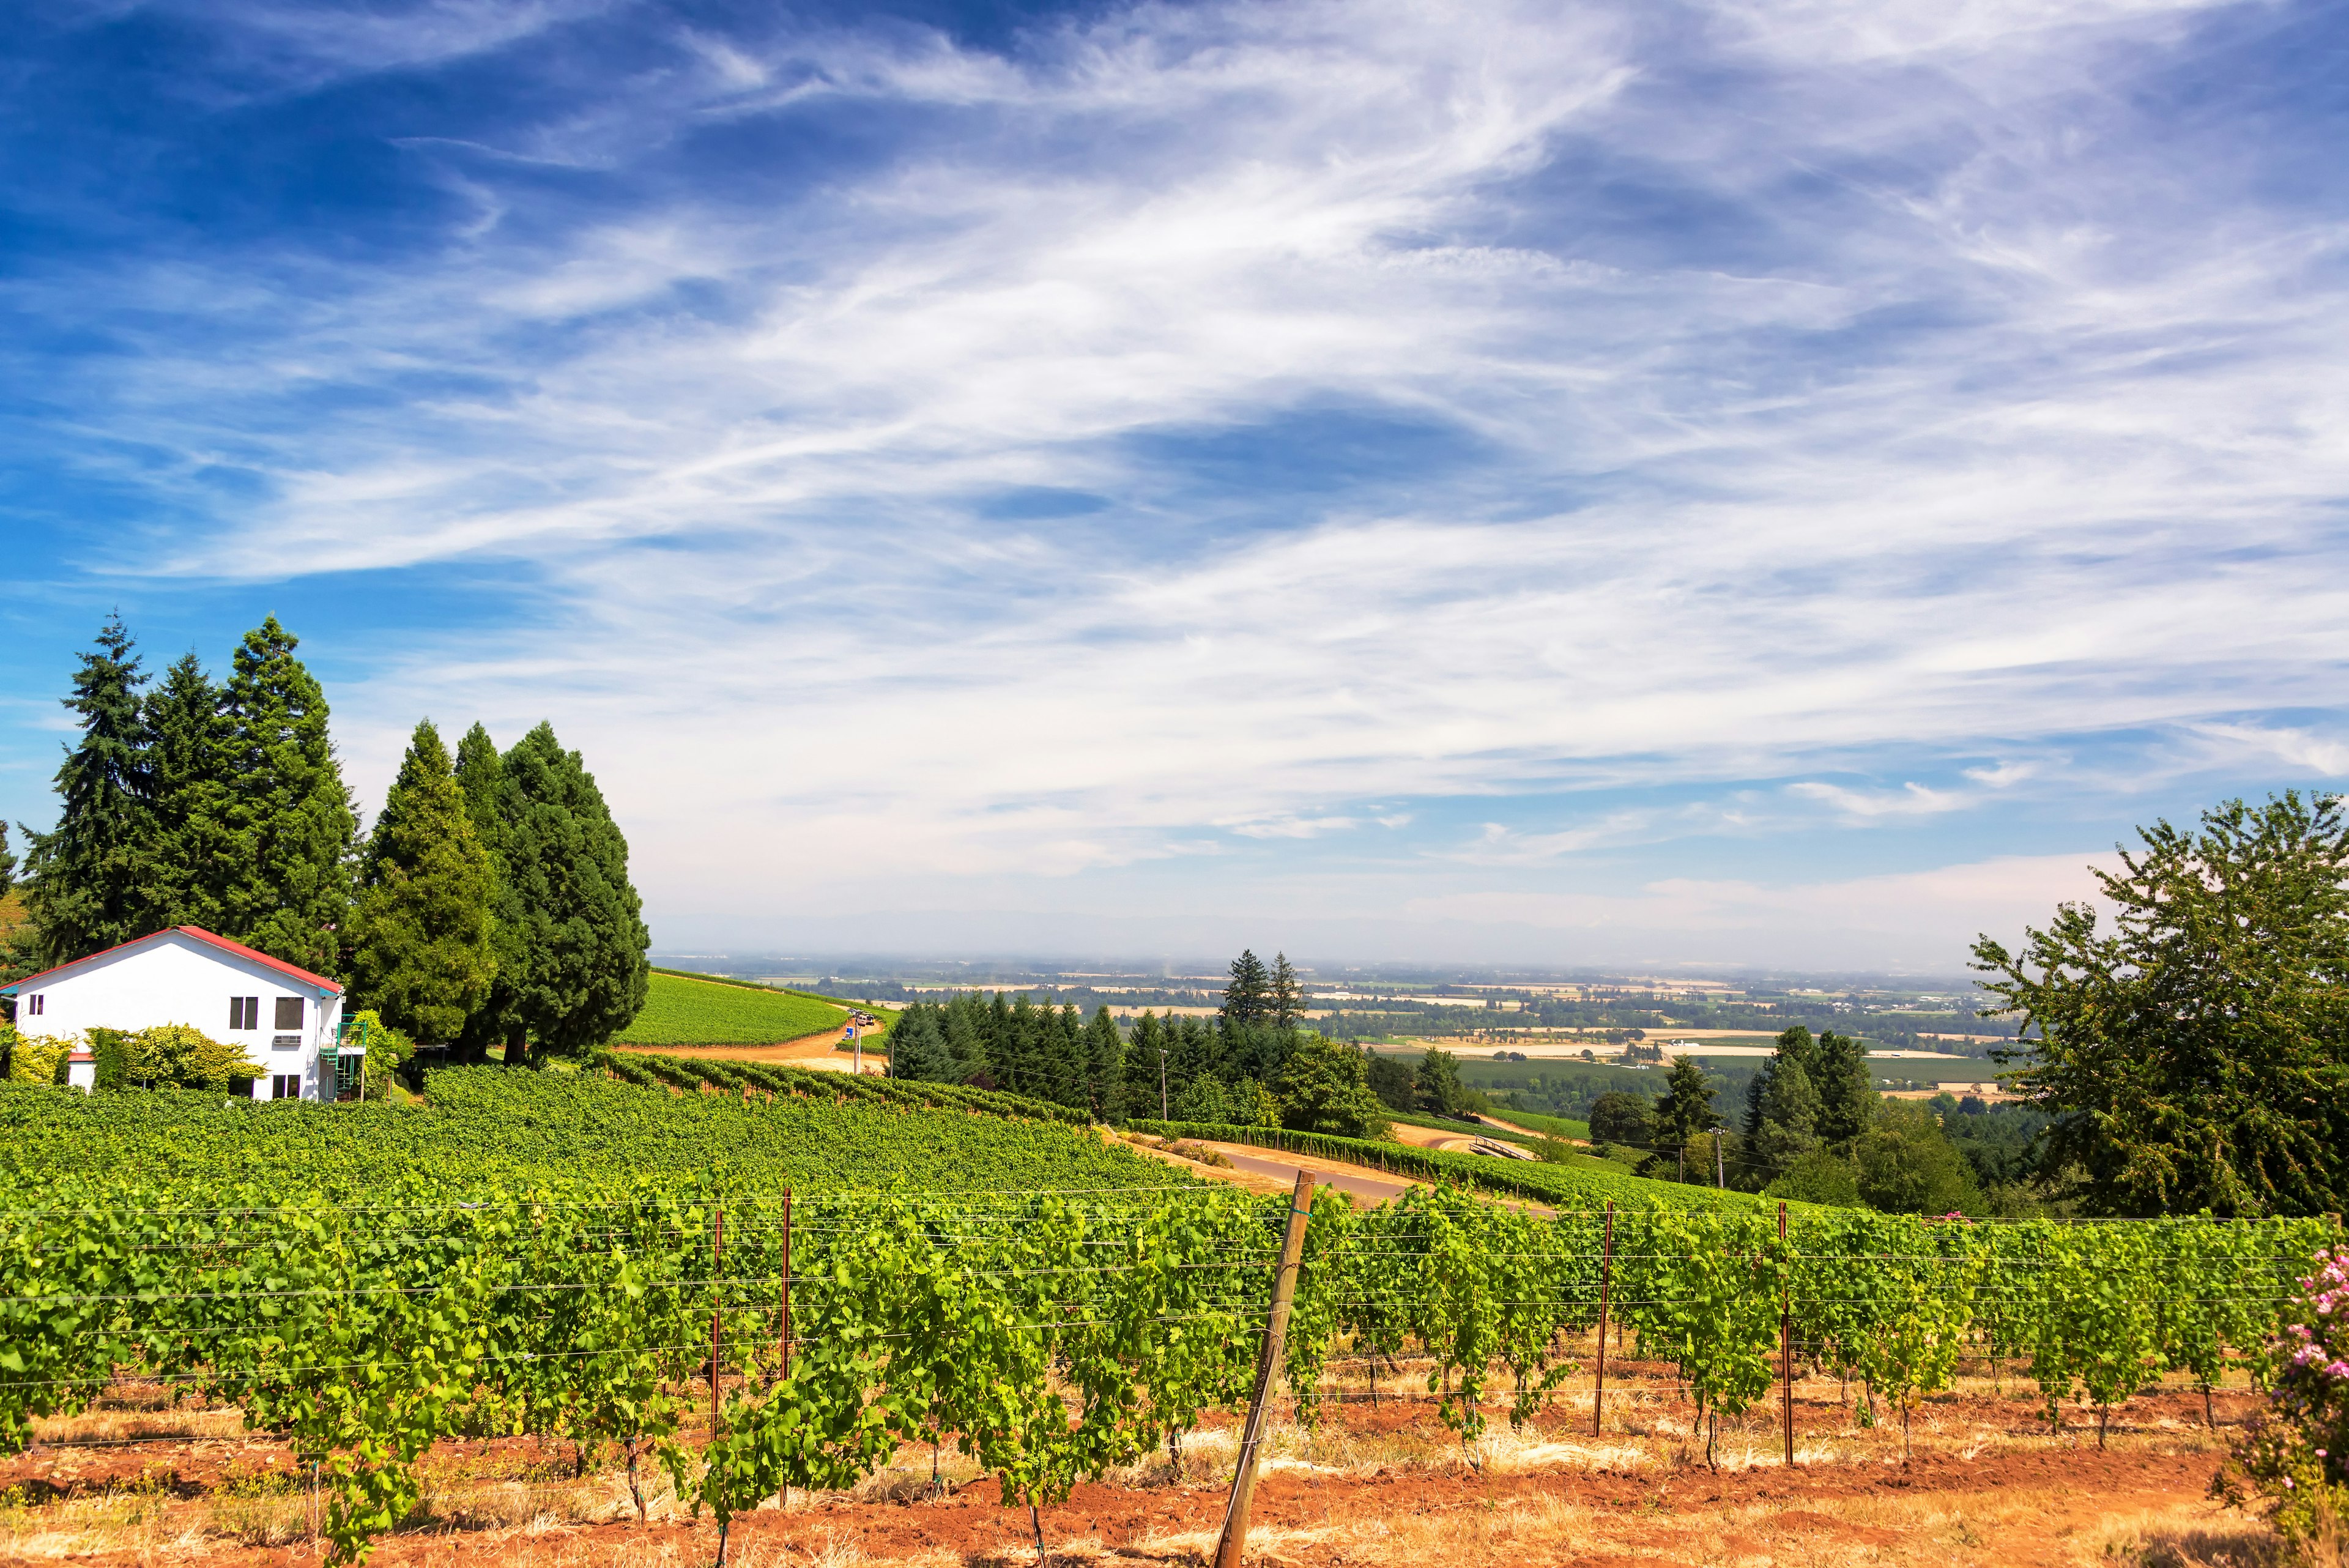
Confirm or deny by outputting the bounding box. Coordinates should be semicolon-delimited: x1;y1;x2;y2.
611;970;847;1047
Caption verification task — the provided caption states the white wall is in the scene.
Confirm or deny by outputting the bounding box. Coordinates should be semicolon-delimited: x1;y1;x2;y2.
15;932;346;1100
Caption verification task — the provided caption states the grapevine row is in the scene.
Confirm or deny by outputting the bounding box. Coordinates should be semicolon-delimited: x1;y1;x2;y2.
0;1177;2331;1563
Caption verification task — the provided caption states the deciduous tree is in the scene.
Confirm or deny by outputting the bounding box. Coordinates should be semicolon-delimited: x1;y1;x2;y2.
1973;791;2349;1216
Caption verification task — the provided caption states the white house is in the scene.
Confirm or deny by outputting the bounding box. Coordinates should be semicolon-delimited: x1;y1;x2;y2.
2;926;355;1101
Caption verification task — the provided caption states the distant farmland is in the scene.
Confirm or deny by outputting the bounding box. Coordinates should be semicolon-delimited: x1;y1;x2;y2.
614;970;845;1046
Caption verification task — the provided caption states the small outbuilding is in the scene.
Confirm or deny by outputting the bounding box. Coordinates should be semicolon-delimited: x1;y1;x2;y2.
2;926;353;1101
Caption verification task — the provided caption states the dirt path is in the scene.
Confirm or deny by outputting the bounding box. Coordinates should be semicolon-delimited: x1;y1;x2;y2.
610;1029;874;1069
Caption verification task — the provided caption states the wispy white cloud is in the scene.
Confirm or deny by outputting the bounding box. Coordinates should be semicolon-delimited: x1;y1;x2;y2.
9;0;2348;964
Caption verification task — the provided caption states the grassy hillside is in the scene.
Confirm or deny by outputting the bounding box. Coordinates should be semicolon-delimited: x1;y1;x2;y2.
0;1069;1173;1196
614;970;846;1046
1483;1107;1593;1140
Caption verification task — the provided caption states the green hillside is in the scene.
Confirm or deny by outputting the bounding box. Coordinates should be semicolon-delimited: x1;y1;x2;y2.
614;970;846;1046
0;1069;1170;1196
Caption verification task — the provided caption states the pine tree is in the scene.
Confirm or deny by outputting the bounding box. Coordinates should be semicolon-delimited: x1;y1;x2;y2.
1083;1005;1124;1118
944;995;989;1085
0;822;13;896
20;615;165;964
1271;952;1304;1033
1222;949;1271;1026
1653;1055;1724;1181
493;723;651;1061
146;651;233;929
1747;1058;1824;1179
1125;1010;1170;1119
347;721;499;1042
888;1004;956;1082
212;617;356;974
451;724;525;1060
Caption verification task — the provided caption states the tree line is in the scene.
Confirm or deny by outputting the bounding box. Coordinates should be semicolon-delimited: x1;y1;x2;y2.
2;615;648;1067
887;947;1391;1135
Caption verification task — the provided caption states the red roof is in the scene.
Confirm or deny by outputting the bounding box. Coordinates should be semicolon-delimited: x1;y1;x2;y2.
2;926;344;995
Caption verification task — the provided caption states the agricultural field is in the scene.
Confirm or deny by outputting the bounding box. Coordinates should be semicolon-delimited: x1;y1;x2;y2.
0;1068;1157;1195
611;969;848;1046
0;1143;2330;1567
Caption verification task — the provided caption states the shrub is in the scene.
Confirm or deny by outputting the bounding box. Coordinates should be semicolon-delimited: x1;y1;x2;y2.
7;1032;75;1085
122;1024;251;1090
2217;1246;2349;1555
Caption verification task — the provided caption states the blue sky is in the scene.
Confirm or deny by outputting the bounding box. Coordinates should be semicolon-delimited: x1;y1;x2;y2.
4;0;2346;972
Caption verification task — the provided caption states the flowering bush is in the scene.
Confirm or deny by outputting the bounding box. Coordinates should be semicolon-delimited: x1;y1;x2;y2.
2218;1245;2349;1553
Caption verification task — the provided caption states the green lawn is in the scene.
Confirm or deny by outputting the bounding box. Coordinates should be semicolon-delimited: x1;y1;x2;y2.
614;971;845;1046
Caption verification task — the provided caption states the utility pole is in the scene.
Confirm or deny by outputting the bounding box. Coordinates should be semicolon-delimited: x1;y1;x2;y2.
1714;1129;1724;1189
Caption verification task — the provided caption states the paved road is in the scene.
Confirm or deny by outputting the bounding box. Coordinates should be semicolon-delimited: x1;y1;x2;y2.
1215;1148;1416;1206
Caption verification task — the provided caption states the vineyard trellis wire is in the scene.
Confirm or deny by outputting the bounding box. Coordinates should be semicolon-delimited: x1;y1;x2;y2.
1;1176;2336;1566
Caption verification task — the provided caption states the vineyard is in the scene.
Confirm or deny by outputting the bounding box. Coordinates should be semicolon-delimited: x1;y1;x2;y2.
612;972;848;1047
1128;1117;1713;1209
0;1069;1144;1193
1;1146;2334;1565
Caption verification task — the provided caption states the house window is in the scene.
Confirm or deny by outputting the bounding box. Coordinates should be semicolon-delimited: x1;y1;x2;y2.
271;1074;302;1101
229;996;260;1031
23;995;42;1017
273;997;304;1030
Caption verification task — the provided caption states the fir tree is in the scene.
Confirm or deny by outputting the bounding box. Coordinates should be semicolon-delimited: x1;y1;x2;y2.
212;617;357;974
0;822;13;896
888;1005;956;1082
1083;1005;1124;1118
1271;952;1304;1033
944;995;989;1083
145;650;232;929
493;723;651;1061
1750;1025;1872;1151
20;614;165;964
347;721;499;1042
451;724;525;1060
1222;949;1271;1026
1125;1010;1170;1119
1653;1055;1724;1182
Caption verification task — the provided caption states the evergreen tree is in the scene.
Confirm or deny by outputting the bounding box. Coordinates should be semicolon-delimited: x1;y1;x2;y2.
347;721;499;1042
1271;952;1304;1033
1125;1010;1170;1118
1413;1046;1467;1115
1222;949;1271;1026
20;614;165;963
1652;1055;1724;1181
145;651;233;929
1746;1025;1872;1153
0;822;13;896
1746;1058;1824;1180
212;617;356;974
888;1005;956;1082
1082;1005;1124;1117
492;723;651;1061
452;724;525;1060
944;995;990;1084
